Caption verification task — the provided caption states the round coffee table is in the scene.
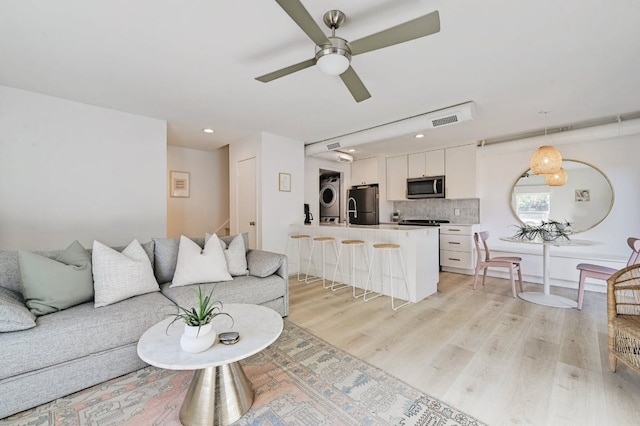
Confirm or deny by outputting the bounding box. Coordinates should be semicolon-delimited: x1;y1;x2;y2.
137;303;283;426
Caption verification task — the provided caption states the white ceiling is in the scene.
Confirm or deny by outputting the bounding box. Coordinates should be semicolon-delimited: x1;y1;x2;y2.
2;0;639;159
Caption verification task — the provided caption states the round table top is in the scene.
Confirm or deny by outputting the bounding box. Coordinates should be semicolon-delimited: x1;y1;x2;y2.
499;236;593;247
137;304;283;370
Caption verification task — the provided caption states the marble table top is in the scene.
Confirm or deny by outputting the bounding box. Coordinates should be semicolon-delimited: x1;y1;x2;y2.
137;303;283;370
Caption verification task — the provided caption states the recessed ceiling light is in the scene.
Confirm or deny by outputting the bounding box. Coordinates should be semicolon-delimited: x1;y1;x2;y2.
348;149;355;152
203;128;215;134
414;133;425;138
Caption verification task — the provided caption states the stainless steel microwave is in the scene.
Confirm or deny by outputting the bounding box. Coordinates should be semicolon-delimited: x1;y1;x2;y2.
407;175;445;199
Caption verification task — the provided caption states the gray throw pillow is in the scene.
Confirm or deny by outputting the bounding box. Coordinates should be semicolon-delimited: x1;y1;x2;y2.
19;240;94;316
0;287;36;332
247;250;283;278
207;233;249;277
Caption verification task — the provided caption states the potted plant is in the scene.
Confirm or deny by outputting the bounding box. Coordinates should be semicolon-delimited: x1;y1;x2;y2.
166;286;234;353
513;219;573;242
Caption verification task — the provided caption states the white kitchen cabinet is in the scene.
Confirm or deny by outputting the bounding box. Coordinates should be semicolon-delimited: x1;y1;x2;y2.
407;149;445;178
351;157;379;186
439;224;479;273
386;155;407;200
444;144;477;198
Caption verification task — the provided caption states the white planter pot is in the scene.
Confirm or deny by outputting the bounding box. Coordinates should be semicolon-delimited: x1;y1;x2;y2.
180;323;216;353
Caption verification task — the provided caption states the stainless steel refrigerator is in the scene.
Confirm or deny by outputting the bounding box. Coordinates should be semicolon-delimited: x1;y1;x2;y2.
347;186;379;225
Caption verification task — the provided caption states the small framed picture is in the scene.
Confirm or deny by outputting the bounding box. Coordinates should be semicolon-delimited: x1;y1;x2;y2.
575;189;590;202
279;172;291;192
170;171;190;198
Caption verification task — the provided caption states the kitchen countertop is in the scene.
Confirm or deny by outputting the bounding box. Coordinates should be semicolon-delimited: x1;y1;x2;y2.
315;223;427;231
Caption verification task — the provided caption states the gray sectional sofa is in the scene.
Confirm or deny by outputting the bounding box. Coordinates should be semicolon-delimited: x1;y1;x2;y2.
0;234;288;419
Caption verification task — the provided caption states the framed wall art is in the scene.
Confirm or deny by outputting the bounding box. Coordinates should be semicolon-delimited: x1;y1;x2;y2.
170;171;190;198
575;189;590;202
279;172;291;192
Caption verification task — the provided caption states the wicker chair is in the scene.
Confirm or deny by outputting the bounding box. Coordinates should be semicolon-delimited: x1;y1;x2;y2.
607;263;640;373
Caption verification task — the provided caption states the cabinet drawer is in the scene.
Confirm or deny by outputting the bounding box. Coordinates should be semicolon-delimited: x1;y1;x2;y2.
440;225;473;236
440;249;474;269
439;234;472;252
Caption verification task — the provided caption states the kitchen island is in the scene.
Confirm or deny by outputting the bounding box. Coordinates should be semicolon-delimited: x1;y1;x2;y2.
289;223;439;303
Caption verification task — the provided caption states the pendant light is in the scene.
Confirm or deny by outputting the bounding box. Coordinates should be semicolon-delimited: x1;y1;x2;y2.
545;167;568;186
530;111;563;175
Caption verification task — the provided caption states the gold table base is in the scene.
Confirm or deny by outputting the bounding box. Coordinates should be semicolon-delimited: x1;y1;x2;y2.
179;361;254;426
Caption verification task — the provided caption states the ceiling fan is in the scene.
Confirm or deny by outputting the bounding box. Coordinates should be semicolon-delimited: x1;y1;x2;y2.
255;0;441;102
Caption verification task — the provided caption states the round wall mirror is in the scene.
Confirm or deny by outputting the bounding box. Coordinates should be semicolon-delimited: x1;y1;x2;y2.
510;159;614;233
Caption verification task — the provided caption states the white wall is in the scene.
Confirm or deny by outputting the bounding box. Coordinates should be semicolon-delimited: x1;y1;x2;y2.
477;135;640;290
260;132;304;254
167;145;229;238
0;86;167;250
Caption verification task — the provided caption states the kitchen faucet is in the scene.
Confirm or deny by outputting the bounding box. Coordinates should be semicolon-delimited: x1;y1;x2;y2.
346;196;357;226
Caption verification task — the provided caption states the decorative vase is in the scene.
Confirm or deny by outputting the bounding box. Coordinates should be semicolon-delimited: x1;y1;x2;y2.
180;323;216;353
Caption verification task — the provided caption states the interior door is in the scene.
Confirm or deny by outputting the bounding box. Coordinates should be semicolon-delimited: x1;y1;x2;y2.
237;157;257;249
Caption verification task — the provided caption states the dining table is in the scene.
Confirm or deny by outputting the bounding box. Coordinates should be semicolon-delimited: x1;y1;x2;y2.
499;236;593;308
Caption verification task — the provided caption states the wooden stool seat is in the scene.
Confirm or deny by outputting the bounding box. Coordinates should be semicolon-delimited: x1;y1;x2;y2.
373;243;400;249
342;240;365;245
314;237;335;242
290;234;310;239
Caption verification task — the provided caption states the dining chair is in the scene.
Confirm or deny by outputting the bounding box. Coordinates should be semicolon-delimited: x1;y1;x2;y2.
473;231;523;298
606;263;640;374
576;237;640;310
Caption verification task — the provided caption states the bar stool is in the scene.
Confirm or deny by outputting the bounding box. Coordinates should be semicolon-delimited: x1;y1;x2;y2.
287;234;314;281
305;237;341;288
330;239;369;297
364;243;410;310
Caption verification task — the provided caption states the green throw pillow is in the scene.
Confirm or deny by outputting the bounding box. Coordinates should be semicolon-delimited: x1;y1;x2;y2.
19;240;94;316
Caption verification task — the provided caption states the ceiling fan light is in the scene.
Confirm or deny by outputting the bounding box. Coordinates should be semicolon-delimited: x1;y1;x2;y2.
316;52;350;75
530;145;563;174
544;167;568;186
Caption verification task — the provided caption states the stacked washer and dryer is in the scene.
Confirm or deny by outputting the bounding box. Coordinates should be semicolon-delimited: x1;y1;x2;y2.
319;175;340;224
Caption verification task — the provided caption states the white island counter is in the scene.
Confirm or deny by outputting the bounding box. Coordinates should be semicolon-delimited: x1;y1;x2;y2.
289;223;439;303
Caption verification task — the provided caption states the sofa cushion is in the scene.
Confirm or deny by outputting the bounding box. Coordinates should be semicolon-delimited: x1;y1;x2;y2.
247;249;285;278
171;235;233;287
153;234;249;284
207;233;248;276
92;240;159;307
160;274;286;312
18;241;94;316
0;291;169;380
0;287;36;332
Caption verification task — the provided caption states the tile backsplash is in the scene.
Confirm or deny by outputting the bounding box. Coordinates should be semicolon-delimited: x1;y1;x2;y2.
393;198;480;224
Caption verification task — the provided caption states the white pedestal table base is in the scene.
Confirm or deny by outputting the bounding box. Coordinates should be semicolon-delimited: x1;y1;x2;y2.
518;291;578;309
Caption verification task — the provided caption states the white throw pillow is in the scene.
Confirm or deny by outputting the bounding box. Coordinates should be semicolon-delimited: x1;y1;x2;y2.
171;235;233;287
92;239;159;307
206;233;248;277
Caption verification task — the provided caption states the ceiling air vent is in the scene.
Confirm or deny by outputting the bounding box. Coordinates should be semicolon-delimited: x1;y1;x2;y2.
432;115;459;127
326;142;341;150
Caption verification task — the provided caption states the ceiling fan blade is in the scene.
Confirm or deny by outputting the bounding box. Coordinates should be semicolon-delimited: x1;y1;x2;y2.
275;0;330;46
349;10;440;56
255;58;317;82
340;67;371;103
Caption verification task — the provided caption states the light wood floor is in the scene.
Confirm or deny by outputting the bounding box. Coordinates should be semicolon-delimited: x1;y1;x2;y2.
286;272;640;426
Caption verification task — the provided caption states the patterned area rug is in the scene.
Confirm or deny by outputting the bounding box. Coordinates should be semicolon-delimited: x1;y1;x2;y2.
3;321;486;426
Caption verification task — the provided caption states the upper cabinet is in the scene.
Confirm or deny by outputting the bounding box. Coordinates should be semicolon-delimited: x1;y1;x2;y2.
351;157;379;186
444;144;477;198
386;155;407;200
407;149;445;178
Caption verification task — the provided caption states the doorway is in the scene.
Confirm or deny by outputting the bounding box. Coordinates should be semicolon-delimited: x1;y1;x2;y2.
237;157;257;249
